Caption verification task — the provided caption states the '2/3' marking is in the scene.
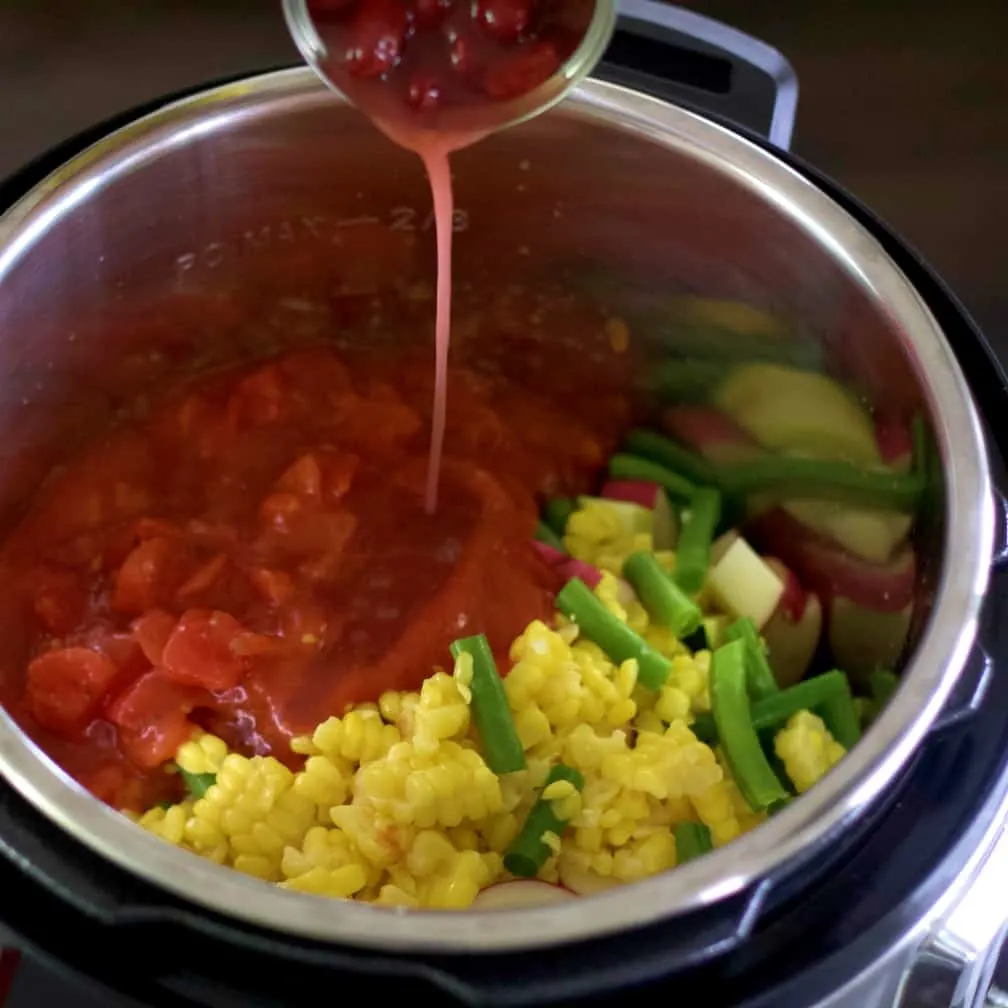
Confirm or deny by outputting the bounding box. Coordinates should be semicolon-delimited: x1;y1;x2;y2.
389;206;469;233
174;206;470;279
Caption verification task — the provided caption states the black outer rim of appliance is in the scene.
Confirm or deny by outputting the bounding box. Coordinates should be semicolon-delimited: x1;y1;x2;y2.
1;69;1007;1008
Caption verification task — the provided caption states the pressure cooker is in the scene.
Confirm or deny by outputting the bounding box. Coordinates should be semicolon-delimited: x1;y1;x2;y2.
1;3;1007;1006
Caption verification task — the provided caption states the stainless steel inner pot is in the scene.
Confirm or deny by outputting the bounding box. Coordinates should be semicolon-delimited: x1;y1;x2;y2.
0;67;993;953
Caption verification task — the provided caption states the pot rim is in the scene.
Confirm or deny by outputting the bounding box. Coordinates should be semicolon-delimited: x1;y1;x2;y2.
0;67;993;953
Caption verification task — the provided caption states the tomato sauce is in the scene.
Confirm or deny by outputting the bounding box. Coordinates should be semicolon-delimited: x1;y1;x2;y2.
1;337;628;811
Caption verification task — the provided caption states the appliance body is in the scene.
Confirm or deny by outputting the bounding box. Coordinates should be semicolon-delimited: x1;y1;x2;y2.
0;4;1005;1006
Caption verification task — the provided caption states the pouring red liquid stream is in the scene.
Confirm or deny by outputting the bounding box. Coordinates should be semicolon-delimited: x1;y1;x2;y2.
307;0;595;510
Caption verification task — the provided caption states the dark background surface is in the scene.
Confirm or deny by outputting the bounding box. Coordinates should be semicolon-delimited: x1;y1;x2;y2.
0;1;1006;1006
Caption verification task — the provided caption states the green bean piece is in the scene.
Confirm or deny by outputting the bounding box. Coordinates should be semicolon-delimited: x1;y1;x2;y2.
544;497;576;538
623;551;702;639
622;429;717;488
534;520;566;552
692;669;860;747
716;456;922;512
556;577;672;690
859;670;899;727
711;640;789;812
911;414;928;479
817;673;862;749
179;769;216;800
673;487;722;595
504;764;585;878
608;454;697;504
674;821;714;863
724;616;779;701
870;669;899;707
450;634;527;774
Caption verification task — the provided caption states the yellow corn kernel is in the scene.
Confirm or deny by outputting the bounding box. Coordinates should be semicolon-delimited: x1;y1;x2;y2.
233;854;276;881
774;711;846;794
513;704;552;749
282;863;368;898
541;830;563;855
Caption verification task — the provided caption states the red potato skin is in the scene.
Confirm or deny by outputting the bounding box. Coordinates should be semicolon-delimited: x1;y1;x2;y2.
530;540;603;589
873;416;914;473
762;557;822;687
600;480;661;509
765;555;807;622
746;508;916;613
662;406;761;464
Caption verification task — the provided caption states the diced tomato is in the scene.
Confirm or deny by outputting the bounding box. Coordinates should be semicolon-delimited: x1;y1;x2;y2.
186;519;240;548
249;568;295;607
106;669;203;768
87;630;150;686
229;630;292;658
277;453;323;500
228;365;285;426
160;609;246;691
172;392;236;459
277;450;359;505
132;609;178;666
112;537;194;615
100;517;183;572
176;553;229;601
259;492;304;532
332;392;421;452
285;511;358;559
28;566;87;635
25;648;120;733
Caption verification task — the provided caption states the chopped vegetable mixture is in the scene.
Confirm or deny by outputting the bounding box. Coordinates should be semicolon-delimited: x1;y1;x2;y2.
0;326;924;910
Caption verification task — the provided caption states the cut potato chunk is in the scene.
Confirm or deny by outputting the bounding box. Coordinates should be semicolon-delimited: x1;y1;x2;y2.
473;881;576;909
828;597;913;679
706;536;785;630
558;861;622;896
783;500;913;565
713;363;880;465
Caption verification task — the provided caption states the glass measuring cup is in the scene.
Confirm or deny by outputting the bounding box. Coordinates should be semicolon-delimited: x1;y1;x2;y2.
283;0;617;138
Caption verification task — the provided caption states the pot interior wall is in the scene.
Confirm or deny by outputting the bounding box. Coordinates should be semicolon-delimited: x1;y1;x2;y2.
0;81;941;674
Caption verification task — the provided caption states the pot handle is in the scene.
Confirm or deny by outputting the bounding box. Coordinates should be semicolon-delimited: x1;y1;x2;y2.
894;821;1008;1008
597;0;799;149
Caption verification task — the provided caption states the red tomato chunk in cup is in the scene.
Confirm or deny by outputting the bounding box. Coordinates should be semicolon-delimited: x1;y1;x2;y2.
0;345;624;810
308;0;595;115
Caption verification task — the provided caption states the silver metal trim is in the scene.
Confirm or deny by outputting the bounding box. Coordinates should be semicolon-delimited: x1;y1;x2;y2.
616;0;800;149
0;68;993;953
895;823;1008;1008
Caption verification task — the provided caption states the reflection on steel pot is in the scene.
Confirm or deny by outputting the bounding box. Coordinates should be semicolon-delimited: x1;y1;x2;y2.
0;62;993;960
